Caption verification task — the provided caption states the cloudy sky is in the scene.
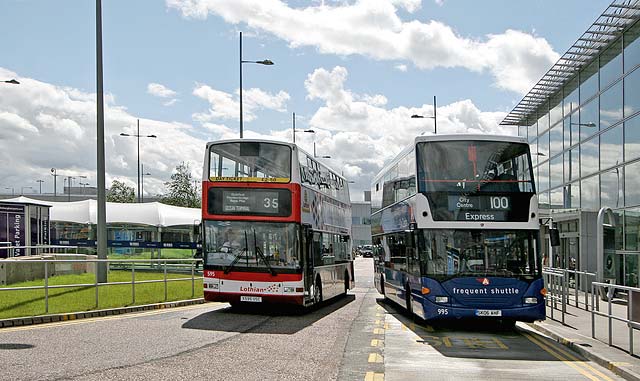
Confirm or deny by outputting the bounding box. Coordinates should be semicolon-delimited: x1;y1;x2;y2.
0;0;611;200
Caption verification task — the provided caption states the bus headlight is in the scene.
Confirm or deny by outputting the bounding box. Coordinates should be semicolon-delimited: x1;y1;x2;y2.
284;287;295;293
435;296;449;303
524;297;538;304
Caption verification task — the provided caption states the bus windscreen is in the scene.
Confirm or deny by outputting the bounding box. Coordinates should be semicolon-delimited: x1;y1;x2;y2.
417;141;534;194
209;142;292;182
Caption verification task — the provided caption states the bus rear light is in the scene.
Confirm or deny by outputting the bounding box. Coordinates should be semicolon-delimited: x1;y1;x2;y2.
524;297;538;304
435;296;448;303
540;288;547;296
421;287;431;295
296;287;304;293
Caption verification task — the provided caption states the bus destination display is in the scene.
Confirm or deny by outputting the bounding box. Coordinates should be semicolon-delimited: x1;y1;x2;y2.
208;188;291;217
448;195;510;222
223;190;280;214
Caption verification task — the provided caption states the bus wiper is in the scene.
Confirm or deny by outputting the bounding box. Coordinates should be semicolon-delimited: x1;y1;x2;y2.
253;229;277;276
224;231;250;274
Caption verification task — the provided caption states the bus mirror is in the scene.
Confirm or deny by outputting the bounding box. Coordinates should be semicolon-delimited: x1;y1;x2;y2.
550;228;560;247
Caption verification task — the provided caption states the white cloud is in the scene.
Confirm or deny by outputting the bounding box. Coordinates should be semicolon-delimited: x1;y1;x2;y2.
166;0;559;94
148;82;178;107
192;84;290;122
0;67;206;197
394;64;407;72
147;82;177;98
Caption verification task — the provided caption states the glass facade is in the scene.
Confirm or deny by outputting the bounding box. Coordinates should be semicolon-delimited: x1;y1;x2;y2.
517;20;640;259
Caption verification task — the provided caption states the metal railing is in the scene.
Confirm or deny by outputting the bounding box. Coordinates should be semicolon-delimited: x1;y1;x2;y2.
0;257;203;316
1;244;81;258
543;268;567;324
543;267;597;324
591;282;640;356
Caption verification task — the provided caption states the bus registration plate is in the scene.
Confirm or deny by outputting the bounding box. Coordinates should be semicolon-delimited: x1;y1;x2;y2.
240;296;262;303
475;309;501;317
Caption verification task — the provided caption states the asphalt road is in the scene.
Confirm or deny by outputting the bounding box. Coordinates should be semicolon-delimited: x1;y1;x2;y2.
0;258;624;380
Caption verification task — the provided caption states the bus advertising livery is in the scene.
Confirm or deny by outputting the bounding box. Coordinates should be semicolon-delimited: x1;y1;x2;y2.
372;134;545;323
202;139;354;307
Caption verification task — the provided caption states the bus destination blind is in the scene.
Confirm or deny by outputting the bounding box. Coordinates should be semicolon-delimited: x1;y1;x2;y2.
448;195;510;222
209;188;291;217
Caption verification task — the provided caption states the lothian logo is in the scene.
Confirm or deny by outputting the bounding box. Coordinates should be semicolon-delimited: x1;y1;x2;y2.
477;278;490;286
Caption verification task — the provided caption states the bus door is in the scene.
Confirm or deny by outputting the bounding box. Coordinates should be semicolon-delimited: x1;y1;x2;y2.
302;224;315;297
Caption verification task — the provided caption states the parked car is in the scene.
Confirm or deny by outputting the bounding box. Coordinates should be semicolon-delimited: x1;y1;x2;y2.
360;245;374;258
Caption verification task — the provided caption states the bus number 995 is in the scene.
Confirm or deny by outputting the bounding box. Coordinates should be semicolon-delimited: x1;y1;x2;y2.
437;308;448;315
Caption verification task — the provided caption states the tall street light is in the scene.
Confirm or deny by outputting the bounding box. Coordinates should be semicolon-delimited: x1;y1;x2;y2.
20;186;32;195
411;95;438;134
36;179;44;194
79;182;90;195
96;0;108;283
5;187;14;196
120;119;157;202
141;164;151;202
50;168;61;200
65;175;87;201
239;31;274;138
292;114;315;144
1;79;19;85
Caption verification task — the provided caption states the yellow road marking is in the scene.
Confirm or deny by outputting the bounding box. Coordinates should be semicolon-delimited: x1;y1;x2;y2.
523;332;613;381
370;339;383;347
373;328;385;335
368;353;384;363
374;320;381;325
384;322;389;329
364;372;384;381
0;303;219;333
401;324;406;331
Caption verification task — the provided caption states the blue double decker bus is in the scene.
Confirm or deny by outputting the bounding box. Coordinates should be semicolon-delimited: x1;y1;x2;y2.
372;134;545;323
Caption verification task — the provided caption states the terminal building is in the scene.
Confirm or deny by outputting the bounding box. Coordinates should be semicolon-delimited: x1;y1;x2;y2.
501;0;640;287
351;191;373;248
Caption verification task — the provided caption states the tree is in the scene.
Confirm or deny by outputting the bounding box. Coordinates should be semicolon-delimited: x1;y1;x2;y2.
161;162;200;208
107;179;135;203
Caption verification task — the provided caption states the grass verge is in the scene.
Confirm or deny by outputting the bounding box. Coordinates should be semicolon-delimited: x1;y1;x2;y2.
0;271;203;319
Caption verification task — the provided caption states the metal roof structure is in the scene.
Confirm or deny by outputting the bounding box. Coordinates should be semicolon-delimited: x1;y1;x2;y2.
501;0;640;126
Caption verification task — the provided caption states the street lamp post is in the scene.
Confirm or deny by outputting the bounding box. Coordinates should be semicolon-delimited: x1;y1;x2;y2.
411;95;438;134
65;175;87;201
239;31;274;138
120;119;157;202
96;0;108;283
5;187;14;196
79;182;89;195
50;168;61;200
1;79;19;85
141;164;151;203
36;179;44;194
20;186;32;195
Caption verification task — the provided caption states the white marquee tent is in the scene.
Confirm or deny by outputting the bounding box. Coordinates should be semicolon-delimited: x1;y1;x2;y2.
2;197;200;227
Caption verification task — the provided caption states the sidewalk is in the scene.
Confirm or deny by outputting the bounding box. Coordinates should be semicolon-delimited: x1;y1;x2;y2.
525;298;640;381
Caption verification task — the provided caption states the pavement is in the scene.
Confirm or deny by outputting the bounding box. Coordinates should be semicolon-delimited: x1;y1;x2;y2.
526;296;640;381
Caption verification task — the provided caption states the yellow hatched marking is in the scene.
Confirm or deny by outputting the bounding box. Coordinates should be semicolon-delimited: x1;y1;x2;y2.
373;328;385;335
374;320;381;325
523;333;612;381
368;353;384;363
422;324;434;332
370;339;383;347
384;322;389;329
364;372;385;381
376;313;383;317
